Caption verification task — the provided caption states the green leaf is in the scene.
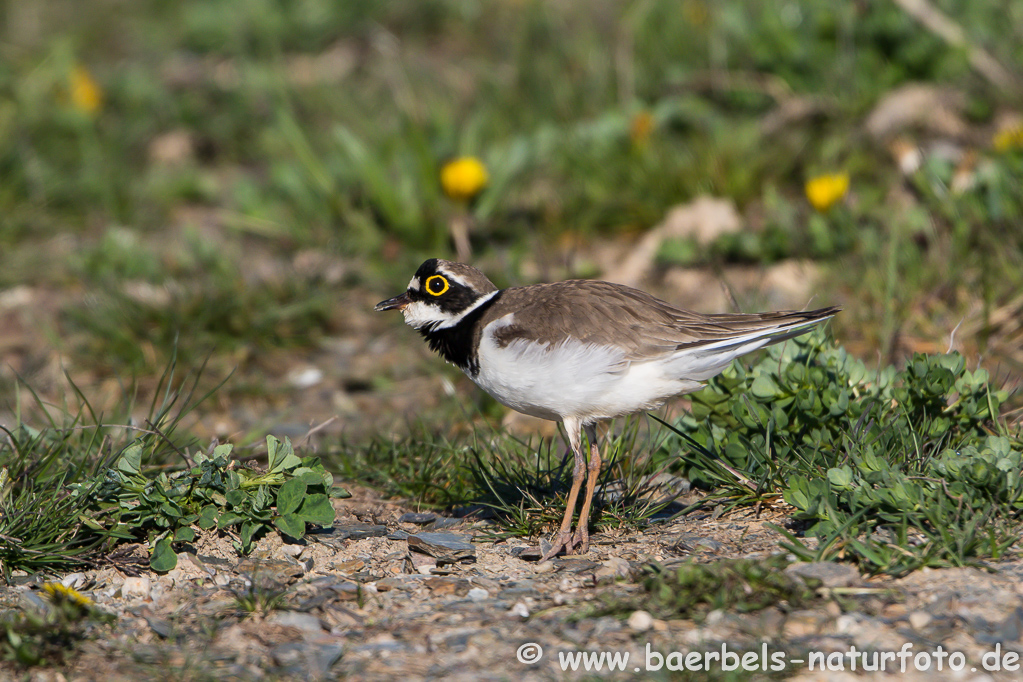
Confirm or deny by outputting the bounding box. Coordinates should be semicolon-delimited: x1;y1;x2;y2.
198;505;219;530
213;443;234;461
225;489;246;508
750;375;779;400
117;443;143;475
218;511;245;529
240;520;261;553
151;535;177;572
276;478;307;516
267;435;284;472
297;494;335;527
268;436;302;473
827;466;854;489
274;513;306;539
330;486;352;499
174;526;196;542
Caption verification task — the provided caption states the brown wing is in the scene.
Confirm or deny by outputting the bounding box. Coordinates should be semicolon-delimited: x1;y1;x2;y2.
484;280;838;362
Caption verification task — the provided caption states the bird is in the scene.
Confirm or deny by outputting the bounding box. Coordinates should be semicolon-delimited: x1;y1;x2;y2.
376;258;839;561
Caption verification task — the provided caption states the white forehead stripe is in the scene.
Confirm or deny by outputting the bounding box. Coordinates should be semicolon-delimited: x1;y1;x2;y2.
436;265;471;289
408;276;420;291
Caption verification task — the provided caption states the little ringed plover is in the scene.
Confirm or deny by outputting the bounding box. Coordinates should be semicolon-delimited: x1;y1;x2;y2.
376;258;839;561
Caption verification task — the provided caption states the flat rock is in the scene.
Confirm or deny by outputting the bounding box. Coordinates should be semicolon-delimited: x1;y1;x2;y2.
786;561;861;588
267;611;325;633
673;534;725;553
510;546;544;561
398;512;438;524
425;517;465;530
407;533;475;565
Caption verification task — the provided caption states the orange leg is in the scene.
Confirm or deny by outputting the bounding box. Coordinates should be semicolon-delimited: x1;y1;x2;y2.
541;418;586;561
571;424;601;553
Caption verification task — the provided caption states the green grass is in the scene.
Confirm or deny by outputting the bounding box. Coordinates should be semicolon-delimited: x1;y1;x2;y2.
593;554;819;622
338;418;685;538
3;0;1023;587
0;361;215;579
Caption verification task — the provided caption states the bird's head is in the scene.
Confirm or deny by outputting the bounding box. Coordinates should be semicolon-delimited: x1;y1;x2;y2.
375;259;499;331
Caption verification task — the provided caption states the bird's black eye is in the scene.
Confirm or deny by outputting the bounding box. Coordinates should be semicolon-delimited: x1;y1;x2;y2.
424;275;450;296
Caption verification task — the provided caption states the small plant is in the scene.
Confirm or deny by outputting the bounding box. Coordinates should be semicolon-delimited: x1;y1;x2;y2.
468;421;682;540
1;582;115;668
663;331;1021;575
587;555;817;622
641;556;818;619
230;579;289;618
90;435;350;571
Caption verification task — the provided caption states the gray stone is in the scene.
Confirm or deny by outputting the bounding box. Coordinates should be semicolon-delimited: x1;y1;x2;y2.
673;534;725;553
268;610;325;633
407;533;475;565
786;561;861;588
510;546;544;561
311;523;388;546
398;512;438;524
425;517;465;530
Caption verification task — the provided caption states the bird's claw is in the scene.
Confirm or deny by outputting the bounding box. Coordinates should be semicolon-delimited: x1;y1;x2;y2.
539;530;578;562
539;527;592;562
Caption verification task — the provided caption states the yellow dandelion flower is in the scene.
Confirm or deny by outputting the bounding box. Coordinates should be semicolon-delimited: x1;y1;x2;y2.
440;157;489;203
42;582;94;608
69;66;103;116
630;110;655;146
682;0;710;26
993;123;1023;152
805;173;849;213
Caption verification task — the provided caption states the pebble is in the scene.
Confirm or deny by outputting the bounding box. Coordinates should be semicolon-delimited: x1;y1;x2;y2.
782;609;831;638
467;588;489;602
268;611;325;634
60;573;89;590
120;576;151;600
673;534;724;553
908;610;932;629
279;544;304;558
628;610;653;632
509;601;530;619
595;557;632;581
287;366;324;389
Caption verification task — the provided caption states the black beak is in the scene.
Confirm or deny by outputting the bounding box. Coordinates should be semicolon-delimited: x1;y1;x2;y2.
375;292;411;312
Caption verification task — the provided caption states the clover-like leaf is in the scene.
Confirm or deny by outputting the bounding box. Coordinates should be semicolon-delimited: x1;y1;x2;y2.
218;511;245;529
198;504;219;530
151;535;177;572
276;478;307;516
297;494;335;527
827;466;854;489
274;513;306;540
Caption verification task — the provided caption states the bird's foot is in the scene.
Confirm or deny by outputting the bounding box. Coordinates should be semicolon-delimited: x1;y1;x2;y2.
539;529;579;562
570;525;590;555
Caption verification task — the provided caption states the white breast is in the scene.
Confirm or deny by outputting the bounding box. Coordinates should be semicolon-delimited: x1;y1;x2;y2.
469;314;704;423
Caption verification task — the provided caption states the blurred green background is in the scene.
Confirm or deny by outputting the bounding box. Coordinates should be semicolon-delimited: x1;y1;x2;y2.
1;0;1021;440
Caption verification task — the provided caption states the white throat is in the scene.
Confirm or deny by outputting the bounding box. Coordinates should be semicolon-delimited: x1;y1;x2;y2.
402;290;499;331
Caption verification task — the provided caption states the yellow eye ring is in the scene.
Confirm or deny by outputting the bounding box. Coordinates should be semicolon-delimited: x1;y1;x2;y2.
424;275;450;296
